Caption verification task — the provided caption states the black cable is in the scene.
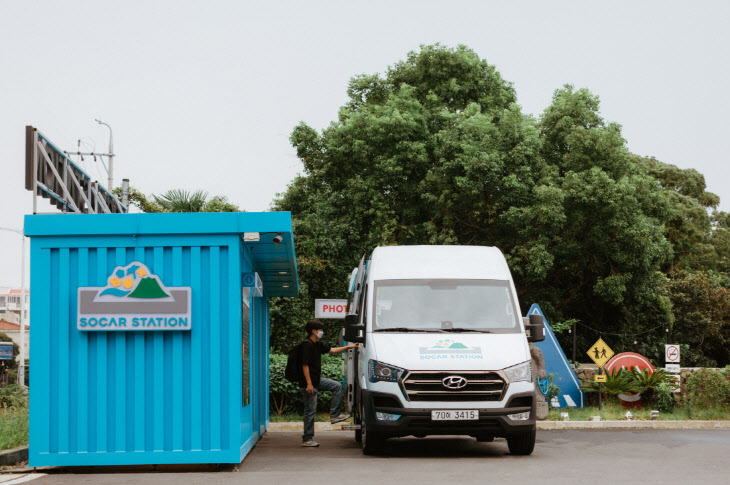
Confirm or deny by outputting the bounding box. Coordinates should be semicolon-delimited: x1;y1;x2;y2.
574;321;667;338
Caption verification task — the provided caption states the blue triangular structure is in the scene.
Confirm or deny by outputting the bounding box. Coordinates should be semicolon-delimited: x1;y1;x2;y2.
529;303;584;408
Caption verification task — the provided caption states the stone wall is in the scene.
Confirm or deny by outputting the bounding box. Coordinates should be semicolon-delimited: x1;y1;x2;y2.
529;343;549;419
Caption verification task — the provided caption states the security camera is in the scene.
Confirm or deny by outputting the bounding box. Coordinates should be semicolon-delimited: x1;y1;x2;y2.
272;233;283;245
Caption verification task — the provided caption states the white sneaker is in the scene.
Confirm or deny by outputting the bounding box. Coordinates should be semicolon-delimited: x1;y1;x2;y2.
330;413;350;424
301;440;319;447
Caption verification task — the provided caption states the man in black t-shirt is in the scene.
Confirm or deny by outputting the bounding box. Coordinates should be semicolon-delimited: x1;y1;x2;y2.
300;319;358;447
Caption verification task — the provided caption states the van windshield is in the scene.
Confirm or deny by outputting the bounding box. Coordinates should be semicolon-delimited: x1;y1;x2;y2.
373;279;520;333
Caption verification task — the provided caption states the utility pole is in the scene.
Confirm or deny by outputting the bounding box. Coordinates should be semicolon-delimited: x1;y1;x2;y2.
122;178;130;207
95;119;114;189
63;119;115;190
19;233;26;387
0;226;27;387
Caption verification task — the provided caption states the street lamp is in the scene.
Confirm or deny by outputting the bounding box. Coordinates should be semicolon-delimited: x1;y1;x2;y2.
0;226;27;387
95;119;114;189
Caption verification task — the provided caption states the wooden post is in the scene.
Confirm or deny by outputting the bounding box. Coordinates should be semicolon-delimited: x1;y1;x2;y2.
572;321;577;363
598;367;603;411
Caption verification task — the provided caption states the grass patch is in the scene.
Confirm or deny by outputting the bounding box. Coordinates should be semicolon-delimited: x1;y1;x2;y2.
0;406;29;450
548;402;730;421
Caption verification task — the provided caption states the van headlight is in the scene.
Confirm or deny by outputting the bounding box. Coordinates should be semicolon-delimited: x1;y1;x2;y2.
369;360;405;383
503;361;532;383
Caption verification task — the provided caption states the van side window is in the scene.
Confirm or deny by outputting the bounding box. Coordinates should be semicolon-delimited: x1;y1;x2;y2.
346;284;355;313
360;285;368;346
360;285;368;324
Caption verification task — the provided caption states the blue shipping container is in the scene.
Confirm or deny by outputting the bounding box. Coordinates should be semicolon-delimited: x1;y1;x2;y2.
24;212;298;466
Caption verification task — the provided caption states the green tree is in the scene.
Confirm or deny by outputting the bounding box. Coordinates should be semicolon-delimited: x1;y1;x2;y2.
711;211;730;281
273;45;539;351
668;271;730;366
536;86;675;355
113;186;164;213
273;44;729;364
271;45;682;354
635;156;721;272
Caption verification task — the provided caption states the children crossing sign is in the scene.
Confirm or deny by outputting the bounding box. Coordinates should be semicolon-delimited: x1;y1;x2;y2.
587;338;614;368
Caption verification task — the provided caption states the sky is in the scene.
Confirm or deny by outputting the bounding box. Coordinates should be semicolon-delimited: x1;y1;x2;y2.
1;0;729;287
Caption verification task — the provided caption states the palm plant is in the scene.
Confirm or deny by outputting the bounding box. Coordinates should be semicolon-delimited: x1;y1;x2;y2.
153;189;209;212
632;368;672;391
632;368;674;405
116;185;240;213
579;367;641;397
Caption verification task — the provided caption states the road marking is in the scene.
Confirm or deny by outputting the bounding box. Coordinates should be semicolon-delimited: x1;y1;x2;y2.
1;474;46;485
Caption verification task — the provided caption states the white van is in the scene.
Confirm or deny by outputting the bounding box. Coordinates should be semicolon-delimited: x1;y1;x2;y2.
343;246;545;455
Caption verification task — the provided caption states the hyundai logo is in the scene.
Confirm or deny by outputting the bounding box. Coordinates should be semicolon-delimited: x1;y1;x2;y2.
442;376;468;390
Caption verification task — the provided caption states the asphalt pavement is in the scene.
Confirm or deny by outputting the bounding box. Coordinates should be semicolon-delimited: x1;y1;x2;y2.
7;429;730;485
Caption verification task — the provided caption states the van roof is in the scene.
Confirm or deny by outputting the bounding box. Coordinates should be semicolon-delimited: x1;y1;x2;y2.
368;245;512;282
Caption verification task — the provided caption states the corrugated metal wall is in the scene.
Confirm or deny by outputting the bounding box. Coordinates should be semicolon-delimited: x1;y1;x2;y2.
238;245;269;460
30;236;243;465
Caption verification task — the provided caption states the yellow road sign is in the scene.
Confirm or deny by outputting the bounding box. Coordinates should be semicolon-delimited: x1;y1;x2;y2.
587;338;614;367
594;374;607;383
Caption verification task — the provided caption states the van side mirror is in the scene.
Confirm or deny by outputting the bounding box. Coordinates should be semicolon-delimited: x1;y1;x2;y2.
344;313;365;343
526;314;545;342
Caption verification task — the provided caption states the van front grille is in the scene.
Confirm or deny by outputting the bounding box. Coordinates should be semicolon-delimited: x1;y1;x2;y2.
401;371;506;402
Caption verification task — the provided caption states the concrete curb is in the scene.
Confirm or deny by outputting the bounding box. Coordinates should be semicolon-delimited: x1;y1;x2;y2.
268;422;347;432
267;421;730;432
538;420;730;429
0;446;28;467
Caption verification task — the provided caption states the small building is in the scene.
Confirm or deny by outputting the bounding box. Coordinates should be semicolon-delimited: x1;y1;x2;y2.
24;212;298;466
0;287;30;323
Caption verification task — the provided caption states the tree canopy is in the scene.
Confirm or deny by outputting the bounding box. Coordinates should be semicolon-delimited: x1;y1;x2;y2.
272;44;730;365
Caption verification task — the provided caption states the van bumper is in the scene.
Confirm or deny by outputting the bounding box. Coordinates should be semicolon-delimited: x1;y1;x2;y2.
361;390;536;439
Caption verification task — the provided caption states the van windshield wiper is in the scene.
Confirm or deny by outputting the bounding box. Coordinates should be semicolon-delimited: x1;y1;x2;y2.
374;327;440;333
438;328;493;333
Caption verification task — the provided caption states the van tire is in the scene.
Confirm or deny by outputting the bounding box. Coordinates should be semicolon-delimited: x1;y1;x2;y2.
361;419;383;455
354;413;362;443
507;429;536;455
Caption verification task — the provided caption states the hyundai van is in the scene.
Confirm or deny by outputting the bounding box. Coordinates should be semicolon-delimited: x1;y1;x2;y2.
343;245;545;455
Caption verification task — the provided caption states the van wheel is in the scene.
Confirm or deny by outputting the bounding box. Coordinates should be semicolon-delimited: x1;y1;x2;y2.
354;413;362;443
361;419;383;455
507;429;536;455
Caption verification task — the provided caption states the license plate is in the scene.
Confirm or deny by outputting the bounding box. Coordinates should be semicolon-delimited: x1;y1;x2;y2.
431;410;479;421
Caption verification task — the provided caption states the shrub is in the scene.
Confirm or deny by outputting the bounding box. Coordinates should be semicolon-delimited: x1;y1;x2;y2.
655;383;674;413
540;374;561;409
686;369;730;409
0;384;28;409
269;354;300;415
269;352;344;415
